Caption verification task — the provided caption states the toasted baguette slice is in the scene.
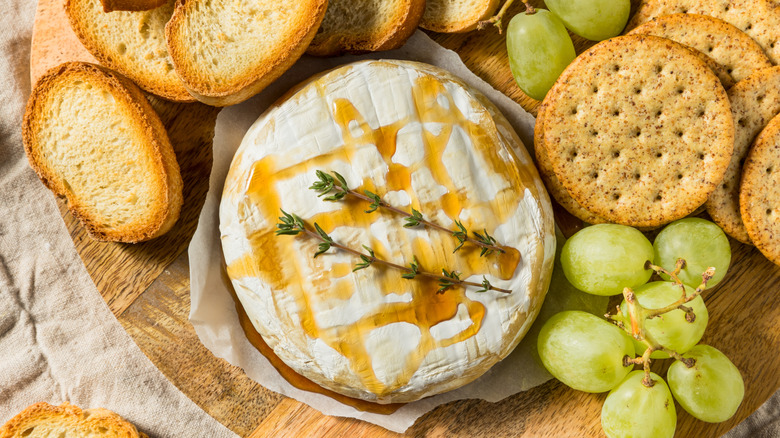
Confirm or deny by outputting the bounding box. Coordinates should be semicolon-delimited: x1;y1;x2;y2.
0;402;147;438
419;0;500;33
66;0;193;101
101;0;166;12
306;0;425;56
23;62;183;243
164;0;327;106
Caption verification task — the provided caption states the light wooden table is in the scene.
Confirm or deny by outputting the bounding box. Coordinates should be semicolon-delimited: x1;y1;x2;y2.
30;0;780;436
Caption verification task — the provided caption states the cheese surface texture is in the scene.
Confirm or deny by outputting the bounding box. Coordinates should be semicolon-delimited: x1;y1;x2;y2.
220;60;555;403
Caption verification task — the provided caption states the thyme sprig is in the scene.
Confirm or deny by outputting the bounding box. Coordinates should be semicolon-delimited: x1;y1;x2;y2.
439;269;461;294
353;246;375;272
402;256;421;279
310;170;507;258
276;209;511;294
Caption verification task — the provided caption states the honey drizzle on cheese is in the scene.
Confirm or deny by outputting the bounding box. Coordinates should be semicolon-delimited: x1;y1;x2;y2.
227;72;528;397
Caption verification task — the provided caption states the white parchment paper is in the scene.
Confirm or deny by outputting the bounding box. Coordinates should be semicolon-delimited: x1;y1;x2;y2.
188;30;606;433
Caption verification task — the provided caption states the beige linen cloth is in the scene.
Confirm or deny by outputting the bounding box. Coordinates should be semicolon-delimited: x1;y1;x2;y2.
0;1;235;436
0;0;777;436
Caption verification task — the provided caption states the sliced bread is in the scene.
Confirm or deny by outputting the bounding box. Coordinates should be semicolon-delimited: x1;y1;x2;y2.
23;62;183;243
0;402;147;438
419;0;500;33
66;0;193;101
307;0;426;56
164;0;327;106
101;0;167;12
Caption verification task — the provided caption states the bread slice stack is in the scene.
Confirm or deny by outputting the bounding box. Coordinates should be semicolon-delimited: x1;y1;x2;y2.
0;402;147;438
64;0;498;106
23;62;182;243
65;0;440;105
49;0;474;242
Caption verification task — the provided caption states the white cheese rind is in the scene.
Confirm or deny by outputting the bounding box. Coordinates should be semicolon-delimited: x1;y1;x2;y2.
220;60;555;403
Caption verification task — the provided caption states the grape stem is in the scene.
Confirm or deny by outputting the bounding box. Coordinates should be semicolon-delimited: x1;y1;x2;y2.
605;258;713;384
477;0;536;32
644;260;715;319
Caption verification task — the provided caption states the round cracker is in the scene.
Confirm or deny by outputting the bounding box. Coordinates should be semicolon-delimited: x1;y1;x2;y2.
706;66;780;243
628;13;772;84
534;41;730;226
544;35;734;228
534;102;608;225
628;0;780;65
740;113;780;266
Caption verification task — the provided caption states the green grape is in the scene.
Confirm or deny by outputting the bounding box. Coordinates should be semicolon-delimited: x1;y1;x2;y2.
538;311;634;393
668;345;745;423
506;9;576;101
602;371;676;438
561;224;654;296
653;218;731;289
620;281;708;359
545;0;631;41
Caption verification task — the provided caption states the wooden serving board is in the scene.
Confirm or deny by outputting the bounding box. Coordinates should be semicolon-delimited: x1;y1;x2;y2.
30;0;780;436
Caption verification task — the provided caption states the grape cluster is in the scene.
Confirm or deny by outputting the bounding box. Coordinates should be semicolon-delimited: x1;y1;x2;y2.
538;218;744;438
506;0;631;100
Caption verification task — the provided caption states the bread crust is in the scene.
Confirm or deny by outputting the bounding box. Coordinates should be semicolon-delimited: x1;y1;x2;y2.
65;0;194;102
419;0;500;33
0;402;144;438
306;0;426;56
164;0;328;106
22;62;182;243
101;0;167;12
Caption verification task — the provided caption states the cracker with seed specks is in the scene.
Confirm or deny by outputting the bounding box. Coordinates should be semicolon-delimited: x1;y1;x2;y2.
740;113;780;266
628;13;771;84
543;35;734;228
628;0;780;65
534;102;609;225
534;42;733;225
706;66;780;244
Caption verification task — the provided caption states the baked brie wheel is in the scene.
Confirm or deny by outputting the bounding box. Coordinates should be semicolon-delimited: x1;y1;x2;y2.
220;60;555;403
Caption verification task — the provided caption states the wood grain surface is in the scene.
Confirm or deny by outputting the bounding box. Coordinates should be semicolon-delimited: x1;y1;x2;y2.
29;0;780;436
